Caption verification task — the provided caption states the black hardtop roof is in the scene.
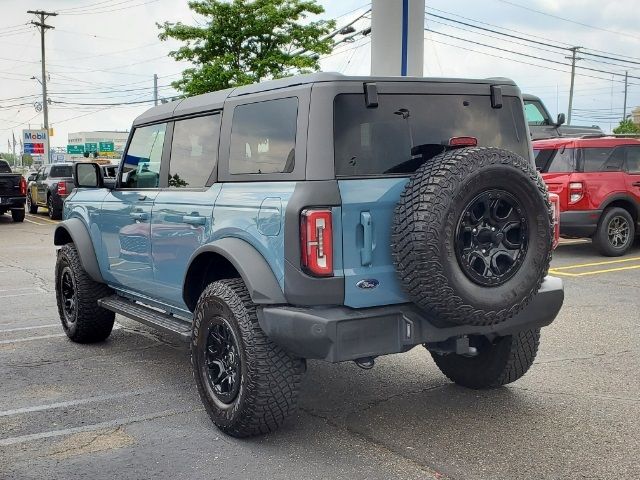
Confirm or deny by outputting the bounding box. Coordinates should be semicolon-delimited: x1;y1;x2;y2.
133;72;517;126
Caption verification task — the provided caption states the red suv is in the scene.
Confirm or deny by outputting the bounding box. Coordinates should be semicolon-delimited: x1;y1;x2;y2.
534;135;640;256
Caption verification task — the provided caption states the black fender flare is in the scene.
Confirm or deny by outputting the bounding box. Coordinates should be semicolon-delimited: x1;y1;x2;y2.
54;218;105;284
184;238;286;305
600;193;640;219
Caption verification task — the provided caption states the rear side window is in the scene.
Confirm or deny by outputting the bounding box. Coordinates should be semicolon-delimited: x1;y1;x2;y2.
122;123;166;188
534;148;575;173
581;147;616;172
169;114;220;188
334;94;529;177
229;97;297;174
50;165;73;178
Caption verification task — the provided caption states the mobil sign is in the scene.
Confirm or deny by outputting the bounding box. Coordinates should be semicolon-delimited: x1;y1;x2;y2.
23;129;49;157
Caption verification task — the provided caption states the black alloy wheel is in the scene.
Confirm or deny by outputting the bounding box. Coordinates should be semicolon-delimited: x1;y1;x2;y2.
455;189;528;287
607;215;631;248
47;196;54;219
59;266;77;328
203;320;241;405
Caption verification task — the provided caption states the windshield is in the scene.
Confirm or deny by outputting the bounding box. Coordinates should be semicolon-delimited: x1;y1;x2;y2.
334;93;529;176
534;148;575;172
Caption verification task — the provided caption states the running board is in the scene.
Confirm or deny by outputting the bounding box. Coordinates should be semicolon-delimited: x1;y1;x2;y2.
98;295;191;342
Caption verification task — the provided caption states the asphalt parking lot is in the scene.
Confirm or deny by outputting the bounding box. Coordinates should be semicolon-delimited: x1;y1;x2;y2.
0;212;638;480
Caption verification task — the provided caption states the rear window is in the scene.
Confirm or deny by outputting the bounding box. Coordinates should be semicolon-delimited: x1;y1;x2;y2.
50;165;73;177
334;94;529;176
534;148;575;173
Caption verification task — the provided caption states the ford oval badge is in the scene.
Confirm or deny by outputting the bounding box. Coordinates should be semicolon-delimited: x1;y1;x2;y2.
356;279;379;290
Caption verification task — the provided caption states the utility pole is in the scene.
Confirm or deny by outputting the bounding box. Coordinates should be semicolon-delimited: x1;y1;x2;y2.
566;46;582;125
153;74;158;106
623;70;629;121
28;9;57;164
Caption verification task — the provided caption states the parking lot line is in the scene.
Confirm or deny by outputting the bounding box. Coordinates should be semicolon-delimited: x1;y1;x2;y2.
25;214;58;225
0;333;65;345
0;324;59;333
550;256;640;277
0;408;197;446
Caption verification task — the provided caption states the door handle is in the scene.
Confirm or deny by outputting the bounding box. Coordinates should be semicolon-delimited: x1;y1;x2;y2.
360;211;373;266
130;211;148;221
138;195;147;201
632;181;640;187
182;215;206;226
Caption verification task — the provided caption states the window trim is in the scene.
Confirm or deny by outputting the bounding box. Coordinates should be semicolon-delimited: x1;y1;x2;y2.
165;110;222;190
116;121;170;190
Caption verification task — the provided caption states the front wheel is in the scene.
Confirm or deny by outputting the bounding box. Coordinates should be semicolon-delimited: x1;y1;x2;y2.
55;244;115;343
191;278;305;437
429;329;540;389
593;207;635;257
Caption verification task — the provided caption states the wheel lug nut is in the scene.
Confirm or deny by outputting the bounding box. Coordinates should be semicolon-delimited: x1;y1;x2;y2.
481;249;486;254
491;227;495;231
472;229;477;233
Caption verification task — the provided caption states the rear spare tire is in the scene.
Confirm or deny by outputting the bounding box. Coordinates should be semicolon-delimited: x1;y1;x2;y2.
392;147;552;326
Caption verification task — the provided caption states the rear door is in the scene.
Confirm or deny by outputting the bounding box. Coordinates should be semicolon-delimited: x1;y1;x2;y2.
333;86;530;308
150;113;222;309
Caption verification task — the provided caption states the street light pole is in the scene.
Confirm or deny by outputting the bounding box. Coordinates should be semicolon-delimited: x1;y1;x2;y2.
28;9;57;164
566;46;582;125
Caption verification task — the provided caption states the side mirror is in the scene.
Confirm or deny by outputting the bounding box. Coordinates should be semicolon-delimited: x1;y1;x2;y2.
556;113;566;126
74;162;102;188
27;173;37;182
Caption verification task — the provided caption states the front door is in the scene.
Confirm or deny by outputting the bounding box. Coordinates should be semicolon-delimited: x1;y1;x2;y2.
99;122;167;295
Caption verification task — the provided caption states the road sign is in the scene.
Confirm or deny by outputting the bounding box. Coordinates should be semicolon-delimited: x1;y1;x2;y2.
67;144;85;154
23;129;49;162
99;141;114;152
85;142;98;152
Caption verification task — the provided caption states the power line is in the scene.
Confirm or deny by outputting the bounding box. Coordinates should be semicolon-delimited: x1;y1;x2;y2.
496;0;640;42
60;0;161;16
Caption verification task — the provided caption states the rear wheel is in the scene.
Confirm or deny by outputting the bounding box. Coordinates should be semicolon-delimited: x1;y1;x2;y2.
430;329;540;389
48;195;62;220
26;193;37;214
11;208;25;222
55;244;115;343
593;207;635;256
191;279;305;437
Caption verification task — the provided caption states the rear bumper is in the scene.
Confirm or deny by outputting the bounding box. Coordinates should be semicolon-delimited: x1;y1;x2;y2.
257;276;564;363
0;196;26;209
560;210;601;237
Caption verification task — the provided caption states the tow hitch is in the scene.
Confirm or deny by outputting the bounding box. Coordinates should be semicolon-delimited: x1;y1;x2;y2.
425;336;479;357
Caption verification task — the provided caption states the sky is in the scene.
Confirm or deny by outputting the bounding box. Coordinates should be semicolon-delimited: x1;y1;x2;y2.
1;0;639;152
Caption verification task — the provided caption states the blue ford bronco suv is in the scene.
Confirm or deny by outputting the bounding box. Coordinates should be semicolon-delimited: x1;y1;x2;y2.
54;73;564;437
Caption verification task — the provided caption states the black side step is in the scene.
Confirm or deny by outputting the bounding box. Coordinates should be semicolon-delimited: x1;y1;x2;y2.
98;295;191;342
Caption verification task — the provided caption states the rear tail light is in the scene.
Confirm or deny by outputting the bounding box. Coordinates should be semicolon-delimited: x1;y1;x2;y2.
549;192;560;249
448;136;478;147
19;176;27;196
300;208;333;277
568;182;583;204
57;182;67;196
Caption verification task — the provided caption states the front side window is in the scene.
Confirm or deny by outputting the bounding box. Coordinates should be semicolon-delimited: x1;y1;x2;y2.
121;123;166;188
169;114;220;188
229;97;298;175
524;101;549;126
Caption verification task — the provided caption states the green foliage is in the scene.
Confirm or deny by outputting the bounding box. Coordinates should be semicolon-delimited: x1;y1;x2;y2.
22;154;33;167
158;0;335;96
613;118;640;134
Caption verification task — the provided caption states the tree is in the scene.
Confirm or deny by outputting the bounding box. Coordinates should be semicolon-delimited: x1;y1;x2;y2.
613;118;640;135
158;0;335;96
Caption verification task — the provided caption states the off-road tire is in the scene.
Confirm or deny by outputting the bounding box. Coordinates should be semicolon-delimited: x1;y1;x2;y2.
191;278;305;437
55;244;115;343
48;194;62;220
392;147;553;326
593;207;635;257
430;329;540;389
11;208;25;222
26;193;37;214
